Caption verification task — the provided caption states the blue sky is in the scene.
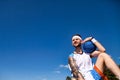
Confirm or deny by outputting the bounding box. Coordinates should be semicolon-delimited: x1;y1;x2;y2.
0;0;120;80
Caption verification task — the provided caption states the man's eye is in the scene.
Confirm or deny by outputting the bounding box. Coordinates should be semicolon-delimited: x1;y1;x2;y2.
76;39;79;40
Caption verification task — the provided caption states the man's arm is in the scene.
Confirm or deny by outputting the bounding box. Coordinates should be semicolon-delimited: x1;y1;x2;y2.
68;57;84;80
82;37;106;52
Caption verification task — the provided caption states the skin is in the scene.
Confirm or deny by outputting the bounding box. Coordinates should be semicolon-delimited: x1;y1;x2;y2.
69;36;120;80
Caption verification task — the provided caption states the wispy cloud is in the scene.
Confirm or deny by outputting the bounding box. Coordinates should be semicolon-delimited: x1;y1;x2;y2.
54;70;61;74
0;74;49;80
118;57;120;60
59;64;69;69
53;64;68;74
42;78;47;80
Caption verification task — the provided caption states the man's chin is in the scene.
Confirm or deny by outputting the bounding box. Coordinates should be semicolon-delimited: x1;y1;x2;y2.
73;43;81;48
74;45;80;48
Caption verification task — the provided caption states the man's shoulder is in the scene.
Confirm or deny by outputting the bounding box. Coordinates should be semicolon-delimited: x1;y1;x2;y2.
68;52;74;57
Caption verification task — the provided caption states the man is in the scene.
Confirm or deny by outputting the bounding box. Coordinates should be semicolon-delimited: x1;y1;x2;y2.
68;34;120;80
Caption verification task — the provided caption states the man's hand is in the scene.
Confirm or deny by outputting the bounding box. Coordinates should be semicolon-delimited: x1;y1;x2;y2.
72;71;84;80
72;71;79;78
81;37;93;44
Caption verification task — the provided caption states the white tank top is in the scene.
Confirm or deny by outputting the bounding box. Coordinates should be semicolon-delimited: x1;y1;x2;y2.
69;52;95;80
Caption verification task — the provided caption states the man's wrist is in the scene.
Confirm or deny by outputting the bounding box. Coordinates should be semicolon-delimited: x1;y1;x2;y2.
91;38;97;43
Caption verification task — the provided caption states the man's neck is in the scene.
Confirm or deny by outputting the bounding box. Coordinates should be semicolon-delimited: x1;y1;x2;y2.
74;47;83;54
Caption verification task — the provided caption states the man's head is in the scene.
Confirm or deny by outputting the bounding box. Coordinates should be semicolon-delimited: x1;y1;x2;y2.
72;34;82;47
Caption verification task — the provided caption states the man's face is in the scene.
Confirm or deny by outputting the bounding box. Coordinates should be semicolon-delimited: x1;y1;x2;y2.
72;36;82;47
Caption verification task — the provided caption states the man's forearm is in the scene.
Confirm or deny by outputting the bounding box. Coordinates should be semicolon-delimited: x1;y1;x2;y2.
68;57;84;79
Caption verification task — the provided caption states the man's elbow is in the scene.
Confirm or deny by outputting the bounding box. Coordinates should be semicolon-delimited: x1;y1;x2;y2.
100;48;106;52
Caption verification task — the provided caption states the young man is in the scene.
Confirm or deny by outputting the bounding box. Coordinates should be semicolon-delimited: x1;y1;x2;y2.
68;34;120;80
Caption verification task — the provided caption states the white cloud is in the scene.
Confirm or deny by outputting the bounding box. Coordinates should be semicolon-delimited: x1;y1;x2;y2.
42;78;47;80
53;64;69;74
118;57;120;60
54;70;61;74
59;64;69;69
35;76;48;80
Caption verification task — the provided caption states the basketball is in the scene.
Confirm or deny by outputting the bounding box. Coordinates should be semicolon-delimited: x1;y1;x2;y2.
82;41;96;53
